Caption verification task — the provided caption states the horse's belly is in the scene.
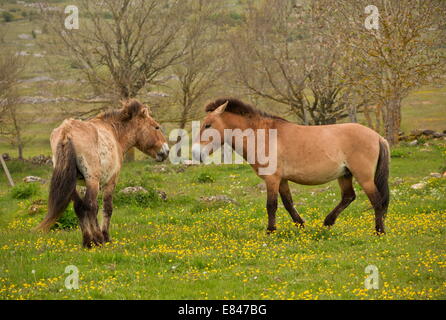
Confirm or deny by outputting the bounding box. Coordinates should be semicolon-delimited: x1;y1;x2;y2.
284;162;346;185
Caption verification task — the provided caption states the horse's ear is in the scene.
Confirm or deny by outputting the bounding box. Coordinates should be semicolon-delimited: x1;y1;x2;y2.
214;101;228;115
121;100;142;121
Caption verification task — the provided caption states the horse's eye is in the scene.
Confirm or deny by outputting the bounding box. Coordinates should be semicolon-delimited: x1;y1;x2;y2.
155;126;160;130
204;124;211;129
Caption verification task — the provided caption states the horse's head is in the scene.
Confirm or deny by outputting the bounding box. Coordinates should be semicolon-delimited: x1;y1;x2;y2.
121;100;169;162
192;100;229;162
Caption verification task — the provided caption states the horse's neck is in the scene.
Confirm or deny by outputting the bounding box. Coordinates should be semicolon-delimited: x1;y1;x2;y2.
226;116;273;161
105;120;138;155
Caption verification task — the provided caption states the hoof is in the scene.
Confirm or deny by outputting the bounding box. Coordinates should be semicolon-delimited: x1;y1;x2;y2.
266;227;276;234
323;216;336;227
295;221;305;228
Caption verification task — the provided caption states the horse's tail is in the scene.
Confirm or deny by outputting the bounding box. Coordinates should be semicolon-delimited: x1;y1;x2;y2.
35;137;77;232
374;138;390;212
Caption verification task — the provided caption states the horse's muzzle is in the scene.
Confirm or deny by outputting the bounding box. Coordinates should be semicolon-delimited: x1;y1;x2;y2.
156;143;169;162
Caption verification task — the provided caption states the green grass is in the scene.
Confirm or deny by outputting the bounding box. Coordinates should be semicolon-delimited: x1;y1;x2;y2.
0;141;445;300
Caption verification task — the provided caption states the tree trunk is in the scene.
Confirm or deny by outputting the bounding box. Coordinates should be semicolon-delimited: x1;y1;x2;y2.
383;96;402;146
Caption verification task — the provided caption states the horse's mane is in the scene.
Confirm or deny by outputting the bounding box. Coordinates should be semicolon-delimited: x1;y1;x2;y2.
205;98;288;122
98;99;144;122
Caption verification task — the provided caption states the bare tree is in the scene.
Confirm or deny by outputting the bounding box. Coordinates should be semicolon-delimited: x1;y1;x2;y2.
230;0;359;125
42;0;191;159
0;51;27;159
166;1;226;129
330;0;446;145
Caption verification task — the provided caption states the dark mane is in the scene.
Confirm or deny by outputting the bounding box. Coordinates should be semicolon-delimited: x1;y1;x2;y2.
99;99;144;122
205;98;288;122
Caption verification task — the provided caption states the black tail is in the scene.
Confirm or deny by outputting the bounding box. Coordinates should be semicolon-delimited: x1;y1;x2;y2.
374;139;390;213
36;139;77;232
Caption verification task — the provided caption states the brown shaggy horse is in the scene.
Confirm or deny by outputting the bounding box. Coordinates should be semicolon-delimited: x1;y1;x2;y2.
193;98;390;234
36;100;169;247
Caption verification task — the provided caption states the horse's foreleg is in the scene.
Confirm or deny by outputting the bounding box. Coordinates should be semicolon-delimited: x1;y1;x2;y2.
101;178;116;243
265;177;280;233
279;180;305;227
323;176;356;227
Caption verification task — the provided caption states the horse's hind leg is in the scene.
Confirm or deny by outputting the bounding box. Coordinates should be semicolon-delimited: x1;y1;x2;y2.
83;180;104;246
101;178;117;243
72;190;94;248
279;180;305;227
361;180;386;234
323;175;356;227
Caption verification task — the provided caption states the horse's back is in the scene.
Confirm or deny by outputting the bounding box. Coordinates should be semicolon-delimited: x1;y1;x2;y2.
50;118;120;186
278;122;384;185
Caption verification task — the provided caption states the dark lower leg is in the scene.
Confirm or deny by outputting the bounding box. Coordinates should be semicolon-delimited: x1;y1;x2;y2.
101;194;113;242
364;187;386;234
266;196;277;233
73;192;94;248
83;185;103;246
324;176;355;226
279;180;305;226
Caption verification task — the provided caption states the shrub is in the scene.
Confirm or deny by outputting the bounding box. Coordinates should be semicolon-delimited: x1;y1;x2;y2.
2;11;14;22
53;205;78;230
390;149;405;158
195;172;215;183
11;183;39;199
114;187;161;207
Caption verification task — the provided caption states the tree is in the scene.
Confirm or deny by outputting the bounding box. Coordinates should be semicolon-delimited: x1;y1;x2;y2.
43;0;191;159
230;0;360;125
166;1;226;130
329;0;446;145
0;51;27;159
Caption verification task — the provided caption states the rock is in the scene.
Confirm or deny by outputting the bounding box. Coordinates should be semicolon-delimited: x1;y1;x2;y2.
157;190;168;201
410;129;423;137
443;172;446;178
430;172;442;178
23;176;46;184
19;76;54;83
422;129;436;136
175;166;186;173
18;34;33;40
119;186;148;194
200;195;237;204
256;183;267;192
2;153;10;161
432;132;445;138
182;160;194;166
28;200;46;215
410;183;426;190
408;140;418;146
29;154;52;166
152;165;170;173
392;178;404;185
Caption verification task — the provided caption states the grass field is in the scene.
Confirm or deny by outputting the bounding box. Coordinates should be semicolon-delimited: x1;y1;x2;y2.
0;0;445;301
0;140;445;300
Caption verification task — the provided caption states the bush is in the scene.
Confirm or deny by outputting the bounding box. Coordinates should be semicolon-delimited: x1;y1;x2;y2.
53;205;78;230
195;172;215;183
11;183;39;199
391;149;405;158
2;11;14;22
114;187;161;207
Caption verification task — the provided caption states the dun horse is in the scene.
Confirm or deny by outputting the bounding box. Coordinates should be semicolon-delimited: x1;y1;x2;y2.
193;98;390;234
36;100;169;247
